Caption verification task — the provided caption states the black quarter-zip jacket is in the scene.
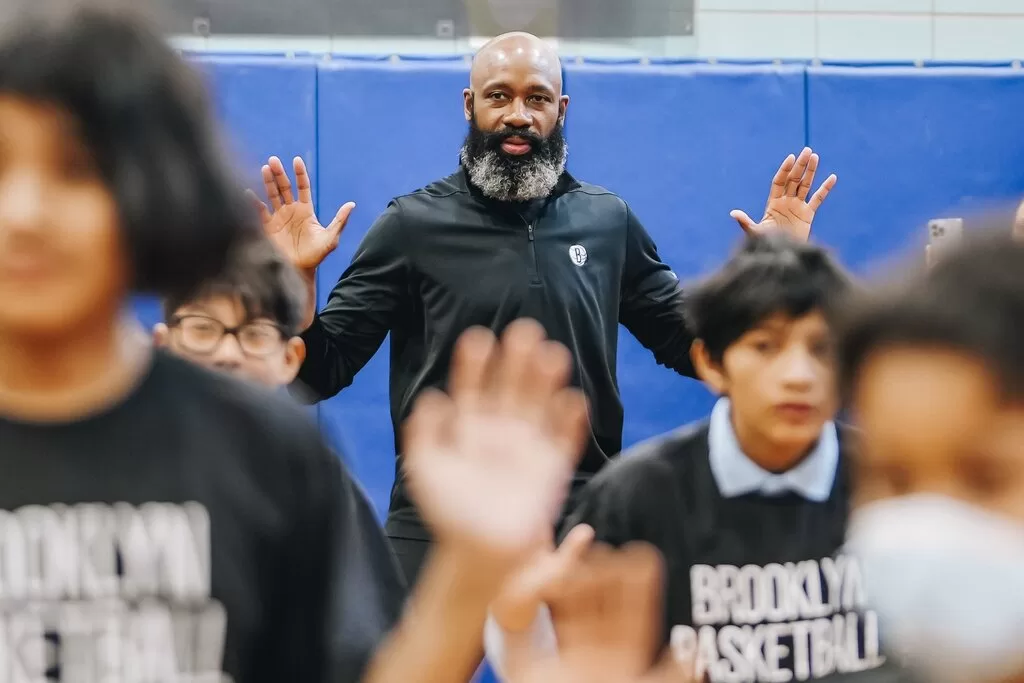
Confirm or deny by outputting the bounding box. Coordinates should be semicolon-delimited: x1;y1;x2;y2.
299;166;696;539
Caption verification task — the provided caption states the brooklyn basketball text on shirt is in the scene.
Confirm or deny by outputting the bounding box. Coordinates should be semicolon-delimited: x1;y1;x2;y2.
671;555;885;683
0;502;230;683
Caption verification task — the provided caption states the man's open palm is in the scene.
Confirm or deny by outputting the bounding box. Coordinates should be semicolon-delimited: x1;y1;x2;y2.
402;320;589;571
730;146;837;242
248;156;355;272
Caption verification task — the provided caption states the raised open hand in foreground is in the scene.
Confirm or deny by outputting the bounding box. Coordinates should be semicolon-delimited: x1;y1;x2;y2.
403;319;590;578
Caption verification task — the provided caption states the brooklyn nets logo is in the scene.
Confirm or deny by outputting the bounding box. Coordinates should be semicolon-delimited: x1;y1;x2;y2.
568;244;588;267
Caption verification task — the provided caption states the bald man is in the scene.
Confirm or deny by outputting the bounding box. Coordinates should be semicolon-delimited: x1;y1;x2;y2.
255;32;834;586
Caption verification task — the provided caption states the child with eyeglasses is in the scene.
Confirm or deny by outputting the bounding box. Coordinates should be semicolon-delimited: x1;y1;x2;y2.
155;237;310;389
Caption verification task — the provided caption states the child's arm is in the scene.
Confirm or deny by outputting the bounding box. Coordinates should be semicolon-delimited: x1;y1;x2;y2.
485;469;642;681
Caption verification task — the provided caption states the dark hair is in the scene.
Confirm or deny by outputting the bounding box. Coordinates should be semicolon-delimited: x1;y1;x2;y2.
0;0;258;301
163;238;307;336
684;234;854;362
837;233;1024;403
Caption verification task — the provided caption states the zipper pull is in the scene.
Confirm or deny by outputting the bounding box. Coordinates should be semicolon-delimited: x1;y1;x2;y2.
528;224;535;241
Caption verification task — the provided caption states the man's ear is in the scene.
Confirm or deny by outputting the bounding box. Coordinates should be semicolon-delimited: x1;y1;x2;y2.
691;339;728;395
463;89;473;121
279;337;306;385
558;94;569;125
152;323;170;348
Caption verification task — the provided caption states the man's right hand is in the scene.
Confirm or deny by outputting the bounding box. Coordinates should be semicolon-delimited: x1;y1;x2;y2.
248;156;355;275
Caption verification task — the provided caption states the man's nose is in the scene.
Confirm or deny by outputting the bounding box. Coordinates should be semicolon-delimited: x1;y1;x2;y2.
503;102;532;129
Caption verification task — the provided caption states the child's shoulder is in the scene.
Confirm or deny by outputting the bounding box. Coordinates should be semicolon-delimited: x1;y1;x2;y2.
591;419;713;491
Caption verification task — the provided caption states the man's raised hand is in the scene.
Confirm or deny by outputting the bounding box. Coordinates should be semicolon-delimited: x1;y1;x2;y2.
730;146;837;242
247;156;355;273
402;319;589;578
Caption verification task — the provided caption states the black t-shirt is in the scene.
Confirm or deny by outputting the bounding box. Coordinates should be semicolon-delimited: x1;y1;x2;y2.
561;420;898;683
0;350;406;683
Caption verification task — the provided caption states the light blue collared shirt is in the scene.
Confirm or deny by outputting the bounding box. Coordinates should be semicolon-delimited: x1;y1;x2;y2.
707;398;839;502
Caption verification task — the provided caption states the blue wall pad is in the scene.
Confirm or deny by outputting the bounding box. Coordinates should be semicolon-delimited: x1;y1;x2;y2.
806;65;1024;272
562;62;808;448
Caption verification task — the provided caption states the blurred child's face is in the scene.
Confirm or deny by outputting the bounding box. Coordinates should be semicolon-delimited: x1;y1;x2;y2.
847;347;1024;683
852;346;1024;522
153;295;304;389
696;311;838;471
0;97;128;339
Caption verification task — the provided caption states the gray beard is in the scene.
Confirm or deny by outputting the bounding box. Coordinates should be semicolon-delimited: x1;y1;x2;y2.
460;142;568;203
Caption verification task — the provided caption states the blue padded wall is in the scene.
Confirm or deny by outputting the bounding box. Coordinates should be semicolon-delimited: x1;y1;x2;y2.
563;62;809;449
806;66;1024;272
315;58;472;519
131;56;319;332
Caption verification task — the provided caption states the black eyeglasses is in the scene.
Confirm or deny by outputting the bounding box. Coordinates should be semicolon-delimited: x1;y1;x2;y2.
169;315;286;358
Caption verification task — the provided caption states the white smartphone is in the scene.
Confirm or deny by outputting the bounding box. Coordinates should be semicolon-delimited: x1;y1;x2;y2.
928;217;964;255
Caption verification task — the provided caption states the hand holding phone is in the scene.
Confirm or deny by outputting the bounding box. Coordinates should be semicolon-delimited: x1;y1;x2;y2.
926;218;964;267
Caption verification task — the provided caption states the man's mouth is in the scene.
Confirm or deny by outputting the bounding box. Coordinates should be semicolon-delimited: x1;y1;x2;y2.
500;136;533;156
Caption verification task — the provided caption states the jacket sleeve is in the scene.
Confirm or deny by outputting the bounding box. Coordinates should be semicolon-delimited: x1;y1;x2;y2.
296;201;408;402
618;204;697;379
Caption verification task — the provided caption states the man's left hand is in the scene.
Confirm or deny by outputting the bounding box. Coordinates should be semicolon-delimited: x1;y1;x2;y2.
730;147;837;242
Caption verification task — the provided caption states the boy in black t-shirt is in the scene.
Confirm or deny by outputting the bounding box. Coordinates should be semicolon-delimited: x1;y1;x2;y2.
839;235;1024;683
486;235;893;682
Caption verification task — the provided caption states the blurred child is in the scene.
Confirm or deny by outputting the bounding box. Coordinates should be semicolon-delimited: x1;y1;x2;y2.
840;234;1024;683
0;2;392;680
155;235;410;673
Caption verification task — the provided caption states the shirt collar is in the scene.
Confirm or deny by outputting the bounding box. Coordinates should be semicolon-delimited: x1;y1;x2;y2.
708;397;839;502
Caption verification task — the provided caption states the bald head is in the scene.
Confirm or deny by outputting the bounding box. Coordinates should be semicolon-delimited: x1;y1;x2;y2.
470;32;562;93
463;31;567;137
